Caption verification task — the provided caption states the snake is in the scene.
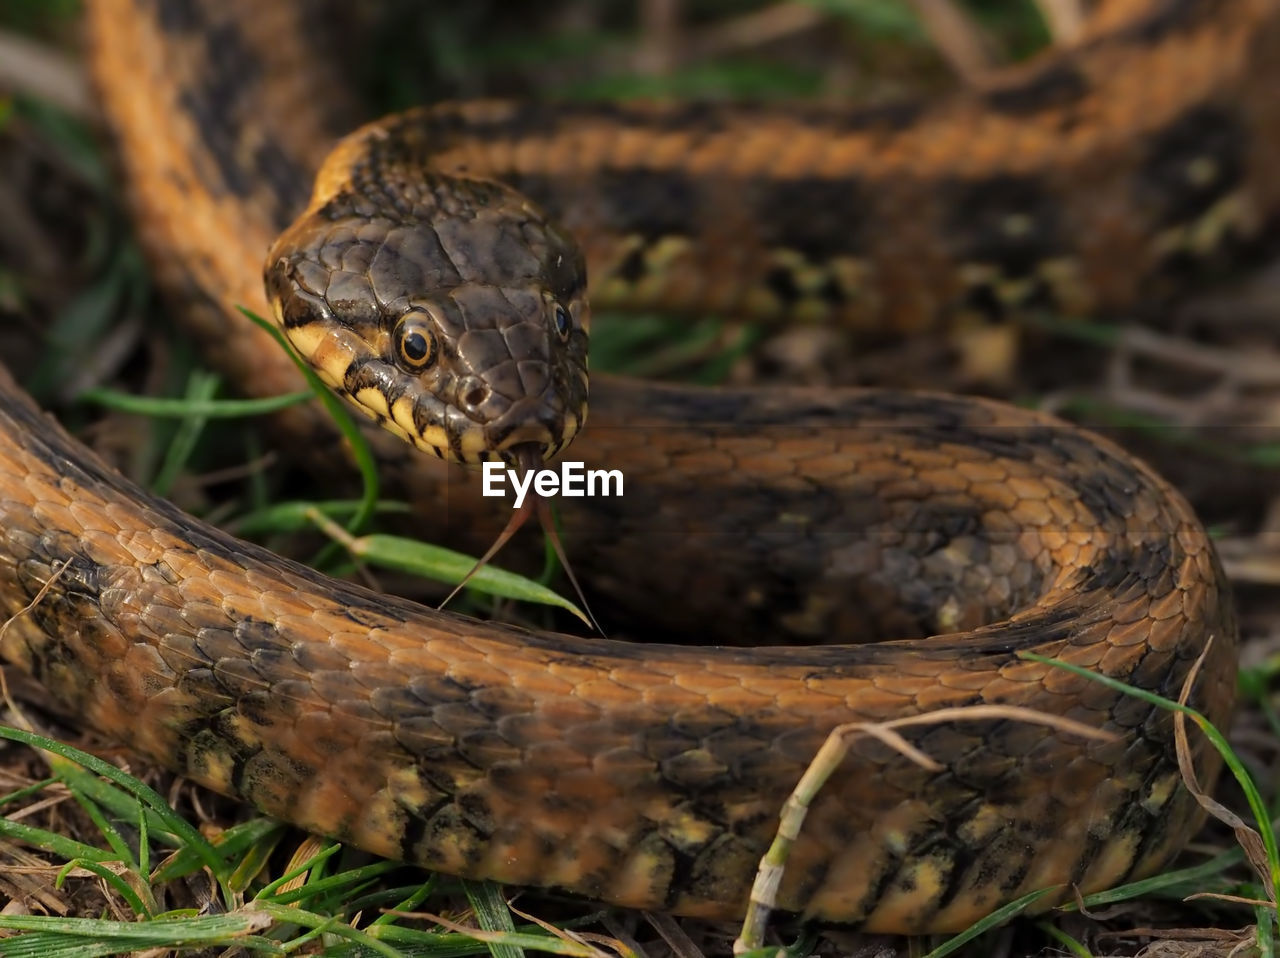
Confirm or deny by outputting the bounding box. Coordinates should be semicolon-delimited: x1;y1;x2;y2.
0;0;1274;935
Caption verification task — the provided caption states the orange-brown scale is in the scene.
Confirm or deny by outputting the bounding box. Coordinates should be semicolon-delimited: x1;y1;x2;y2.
83;0;1280;504
0;360;1236;929
5;0;1259;932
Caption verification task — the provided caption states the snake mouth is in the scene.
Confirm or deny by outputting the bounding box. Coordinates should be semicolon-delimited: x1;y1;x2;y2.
484;392;584;464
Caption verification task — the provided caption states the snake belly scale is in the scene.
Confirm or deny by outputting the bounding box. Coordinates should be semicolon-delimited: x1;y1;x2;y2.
0;0;1272;933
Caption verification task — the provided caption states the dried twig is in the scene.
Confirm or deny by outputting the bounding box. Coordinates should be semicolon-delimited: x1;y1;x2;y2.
733;704;1115;953
909;0;995;81
1034;0;1085;44
0;29;89;116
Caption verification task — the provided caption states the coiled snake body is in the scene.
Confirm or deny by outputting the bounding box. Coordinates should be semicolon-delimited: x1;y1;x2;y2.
0;0;1275;933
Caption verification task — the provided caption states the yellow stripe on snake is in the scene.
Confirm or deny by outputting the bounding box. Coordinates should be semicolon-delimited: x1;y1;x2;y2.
0;0;1275;933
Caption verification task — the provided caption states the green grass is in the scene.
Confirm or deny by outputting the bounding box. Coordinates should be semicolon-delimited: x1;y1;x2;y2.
0;658;1268;956
0;726;583;956
1;1;1277;956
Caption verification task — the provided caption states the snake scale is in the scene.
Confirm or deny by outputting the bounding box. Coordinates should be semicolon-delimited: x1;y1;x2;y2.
0;0;1275;934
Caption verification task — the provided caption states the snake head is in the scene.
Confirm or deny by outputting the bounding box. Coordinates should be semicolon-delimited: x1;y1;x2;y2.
264;170;589;466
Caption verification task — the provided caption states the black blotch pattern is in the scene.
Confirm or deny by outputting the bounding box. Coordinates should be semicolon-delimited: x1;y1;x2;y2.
234;751;313;812
823;99;927;132
1074;465;1141;525
903;503;981;544
817;275;847;306
943;175;1063;275
754;176;868;261
251;139;310;220
957;275;1057;319
150;0;206;33
504;172;563;217
1139;104;1244;228
984;63;1089;117
614;101;731;133
615;245;648;283
343;356;393;405
1078;555;1131;594
180;720;256;794
764;265;801;304
597;169;699;240
1120;0;1221;43
398;794;452;859
177;22;260;198
850;848;910;924
970;602;1084;652
19;550;104;688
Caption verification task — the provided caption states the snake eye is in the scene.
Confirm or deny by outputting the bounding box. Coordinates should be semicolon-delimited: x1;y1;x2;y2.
393;315;438;370
553;302;572;341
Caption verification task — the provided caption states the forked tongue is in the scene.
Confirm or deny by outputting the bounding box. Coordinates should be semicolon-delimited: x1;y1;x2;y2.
439;443;602;633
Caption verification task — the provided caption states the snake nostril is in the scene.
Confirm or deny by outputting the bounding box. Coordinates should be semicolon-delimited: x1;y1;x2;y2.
463;383;489;410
